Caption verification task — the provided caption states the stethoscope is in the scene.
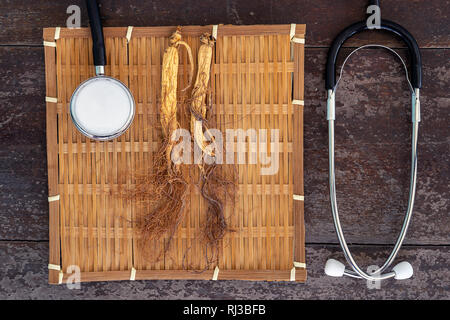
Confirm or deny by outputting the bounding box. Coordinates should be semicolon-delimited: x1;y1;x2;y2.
70;0;136;141
325;0;422;281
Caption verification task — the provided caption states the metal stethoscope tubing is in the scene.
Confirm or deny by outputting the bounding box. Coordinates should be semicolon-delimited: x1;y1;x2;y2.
328;104;419;281
325;17;422;281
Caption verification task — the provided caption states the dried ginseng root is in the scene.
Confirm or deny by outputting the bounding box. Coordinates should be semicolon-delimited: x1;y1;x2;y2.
162;28;194;170
132;28;193;260
190;34;216;157
189;33;236;266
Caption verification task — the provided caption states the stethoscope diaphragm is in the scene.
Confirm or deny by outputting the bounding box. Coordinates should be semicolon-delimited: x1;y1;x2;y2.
70;76;135;141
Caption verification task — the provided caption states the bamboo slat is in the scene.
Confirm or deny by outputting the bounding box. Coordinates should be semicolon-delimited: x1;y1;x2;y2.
44;25;306;284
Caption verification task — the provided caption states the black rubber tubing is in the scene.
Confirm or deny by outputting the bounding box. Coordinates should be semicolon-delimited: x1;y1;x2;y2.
368;0;380;8
325;19;422;90
85;0;106;67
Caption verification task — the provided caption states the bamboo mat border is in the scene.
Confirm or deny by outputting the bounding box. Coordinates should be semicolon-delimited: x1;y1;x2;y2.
61;269;307;282
44;25;305;39
44;28;60;284
44;24;306;284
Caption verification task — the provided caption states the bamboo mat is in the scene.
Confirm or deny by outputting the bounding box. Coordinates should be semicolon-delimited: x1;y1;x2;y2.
43;25;306;284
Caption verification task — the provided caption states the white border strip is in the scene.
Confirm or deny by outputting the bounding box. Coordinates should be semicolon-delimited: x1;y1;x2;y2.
54;27;61;40
294;261;306;268
45;97;58;103
126;26;134;43
212;25;218;40
130;267;136;281
290;24;305;44
212;266;220;280
48;264;61;271
48;195;60;202
43;41;56;47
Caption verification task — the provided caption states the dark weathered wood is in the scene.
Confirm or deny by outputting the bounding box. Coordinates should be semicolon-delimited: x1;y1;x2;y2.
230;0;450;48
0;242;448;299
305;49;449;145
0;146;48;241
303;48;450;244
1;46;448;245
0;0;449;47
0;47;48;241
0;0;448;296
0;47;46;145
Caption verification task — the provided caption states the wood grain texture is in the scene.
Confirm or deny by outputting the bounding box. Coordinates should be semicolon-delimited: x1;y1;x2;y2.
0;0;449;298
0;47;48;241
1;47;447;245
0;242;448;299
304;48;450;245
0;0;448;47
43;31;60;284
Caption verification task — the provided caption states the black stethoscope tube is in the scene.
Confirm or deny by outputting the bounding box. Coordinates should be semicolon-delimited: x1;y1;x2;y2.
325;19;422;90
85;0;107;67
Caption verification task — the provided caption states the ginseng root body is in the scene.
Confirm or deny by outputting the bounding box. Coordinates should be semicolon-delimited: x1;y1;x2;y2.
133;28;193;260
189;34;236;266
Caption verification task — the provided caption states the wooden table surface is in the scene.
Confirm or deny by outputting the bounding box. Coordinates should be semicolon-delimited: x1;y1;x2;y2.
0;0;448;299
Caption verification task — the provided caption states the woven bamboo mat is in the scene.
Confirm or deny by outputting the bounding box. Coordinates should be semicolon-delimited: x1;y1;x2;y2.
43;25;305;284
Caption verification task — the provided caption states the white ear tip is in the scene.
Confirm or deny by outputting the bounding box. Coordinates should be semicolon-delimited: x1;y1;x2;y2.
325;259;345;277
393;261;413;280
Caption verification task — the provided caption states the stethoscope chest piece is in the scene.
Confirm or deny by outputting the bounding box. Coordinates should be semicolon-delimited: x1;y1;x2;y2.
70;75;135;141
70;0;136;141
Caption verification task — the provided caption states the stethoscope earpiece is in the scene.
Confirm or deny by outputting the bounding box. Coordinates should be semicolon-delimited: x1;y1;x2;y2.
392;261;414;280
325;259;413;280
324;259;345;277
